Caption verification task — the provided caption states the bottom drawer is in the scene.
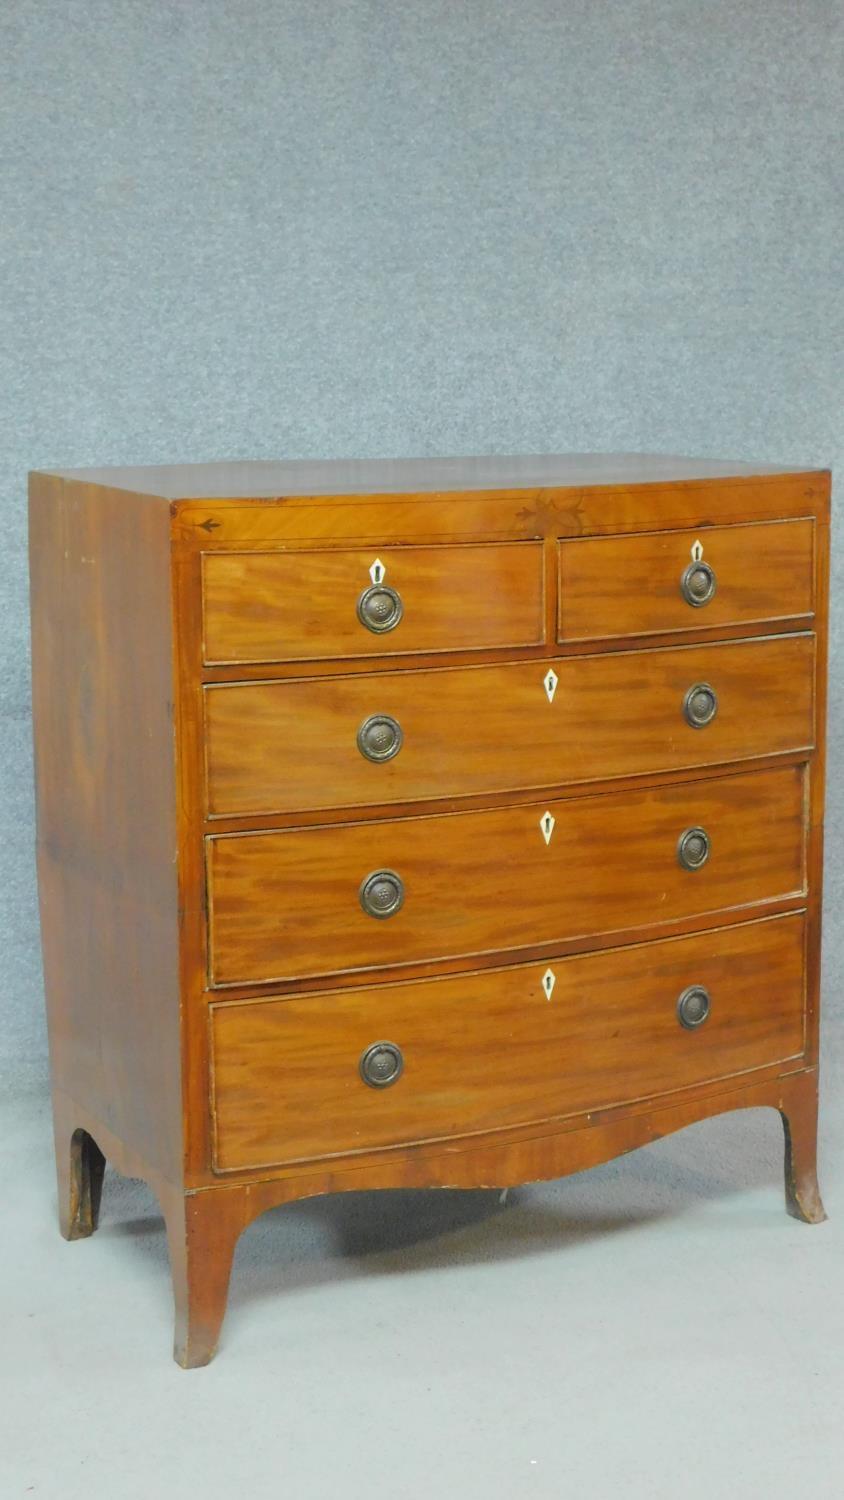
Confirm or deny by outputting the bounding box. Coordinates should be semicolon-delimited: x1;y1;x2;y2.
209;914;806;1172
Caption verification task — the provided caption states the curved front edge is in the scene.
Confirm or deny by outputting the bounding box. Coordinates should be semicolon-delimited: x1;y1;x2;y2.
201;1068;823;1210
171;1067;825;1363
53;1070;827;1366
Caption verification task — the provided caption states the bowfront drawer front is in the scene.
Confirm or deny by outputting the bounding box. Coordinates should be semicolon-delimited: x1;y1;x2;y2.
558;519;814;643
201;542;544;665
209;913;806;1171
206;764;806;986
204;633;814;817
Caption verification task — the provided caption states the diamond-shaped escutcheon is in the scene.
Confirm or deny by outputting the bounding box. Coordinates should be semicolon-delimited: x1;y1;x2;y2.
541;968;556;1000
540;811;555;845
369;557;386;584
544;668;558;703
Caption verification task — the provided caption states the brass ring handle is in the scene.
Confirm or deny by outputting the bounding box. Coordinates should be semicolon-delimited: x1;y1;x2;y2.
359;1041;404;1088
677;826;711;871
357;583;403;634
357;714;403;763
683;682;718;728
677;985;711;1029
359;869;405;919
680;559;717;607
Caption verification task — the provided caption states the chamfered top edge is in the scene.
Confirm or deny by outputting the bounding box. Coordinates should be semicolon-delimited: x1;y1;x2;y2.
30;451;829;502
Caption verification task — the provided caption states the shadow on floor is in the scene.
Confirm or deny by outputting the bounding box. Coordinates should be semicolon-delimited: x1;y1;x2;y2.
99;1106;792;1311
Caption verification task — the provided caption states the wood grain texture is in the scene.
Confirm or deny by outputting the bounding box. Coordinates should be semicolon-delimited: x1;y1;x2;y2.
210;913;806;1172
29;474;183;1186
53;1089;107;1241
45;451;816;500
174;475;827;552
162;1176;244;1369
558;518;815;642
204;633;815;817
803;518;830;1074
182;1066;823;1362
783;1074;827;1223
207;764;806;986
202;541;544;664
29;456;829;1366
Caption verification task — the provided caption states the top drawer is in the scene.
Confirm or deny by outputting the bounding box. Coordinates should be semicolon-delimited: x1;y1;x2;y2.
558;519;814;643
202;542;545;665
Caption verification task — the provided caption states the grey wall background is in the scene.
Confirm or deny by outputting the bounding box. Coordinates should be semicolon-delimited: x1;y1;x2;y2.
1;0;842;1095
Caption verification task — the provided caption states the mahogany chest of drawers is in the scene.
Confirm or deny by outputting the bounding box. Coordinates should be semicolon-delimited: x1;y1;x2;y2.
29;453;830;1366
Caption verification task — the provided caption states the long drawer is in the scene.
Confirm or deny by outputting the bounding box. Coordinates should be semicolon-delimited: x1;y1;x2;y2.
206;764;806;986
201;541;545;665
204;633;815;817
209;913;806;1171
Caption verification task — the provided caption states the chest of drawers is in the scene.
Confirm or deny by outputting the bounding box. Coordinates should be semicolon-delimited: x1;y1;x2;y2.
29;453;830;1366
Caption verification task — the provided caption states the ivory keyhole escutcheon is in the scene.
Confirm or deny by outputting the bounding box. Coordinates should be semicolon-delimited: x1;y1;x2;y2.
540;811;555;845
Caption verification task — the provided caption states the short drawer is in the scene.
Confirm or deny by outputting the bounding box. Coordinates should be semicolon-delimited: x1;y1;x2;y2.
204;633;814;816
202;542;544;664
206;764;806;986
558;519;814;642
209;913;806;1171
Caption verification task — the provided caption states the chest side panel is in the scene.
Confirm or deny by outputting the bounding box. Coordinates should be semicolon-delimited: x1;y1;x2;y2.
30;475;183;1184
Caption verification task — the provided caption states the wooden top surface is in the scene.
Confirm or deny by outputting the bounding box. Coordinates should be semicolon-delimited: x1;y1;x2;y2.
34;452;821;501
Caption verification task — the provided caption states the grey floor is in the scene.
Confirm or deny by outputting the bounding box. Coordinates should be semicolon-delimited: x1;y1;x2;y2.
4;1043;843;1498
